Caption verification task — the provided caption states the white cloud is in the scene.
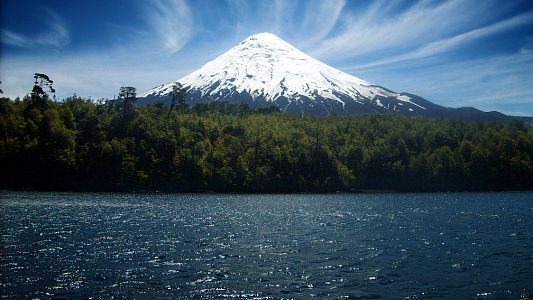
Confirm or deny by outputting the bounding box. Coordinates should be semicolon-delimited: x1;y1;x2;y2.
309;0;500;60
1;8;70;49
225;0;251;39
297;0;346;48
142;0;194;55
0;0;205;100
220;0;345;48
37;8;70;48
0;52;197;100
223;0;298;39
271;0;299;36
355;49;533;115
356;11;533;69
1;30;34;48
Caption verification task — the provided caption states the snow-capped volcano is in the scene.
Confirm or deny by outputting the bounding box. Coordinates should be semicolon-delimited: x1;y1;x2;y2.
139;33;506;119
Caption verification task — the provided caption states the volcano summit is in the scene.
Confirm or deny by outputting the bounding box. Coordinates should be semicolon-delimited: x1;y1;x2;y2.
140;33;507;120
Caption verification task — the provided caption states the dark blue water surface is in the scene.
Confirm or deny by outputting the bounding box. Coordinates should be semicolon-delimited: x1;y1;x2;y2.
1;192;532;299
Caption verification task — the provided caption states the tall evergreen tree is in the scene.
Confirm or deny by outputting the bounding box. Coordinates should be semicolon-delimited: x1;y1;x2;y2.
118;86;136;114
29;73;55;111
168;82;186;116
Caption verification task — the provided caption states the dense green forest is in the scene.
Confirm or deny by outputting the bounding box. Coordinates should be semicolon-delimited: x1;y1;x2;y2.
1;93;533;192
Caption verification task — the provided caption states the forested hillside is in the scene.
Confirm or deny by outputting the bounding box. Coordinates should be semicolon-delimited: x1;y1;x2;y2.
1;96;532;192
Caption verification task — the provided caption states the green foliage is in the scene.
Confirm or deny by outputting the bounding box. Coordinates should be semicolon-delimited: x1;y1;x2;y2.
168;82;187;115
1;97;532;192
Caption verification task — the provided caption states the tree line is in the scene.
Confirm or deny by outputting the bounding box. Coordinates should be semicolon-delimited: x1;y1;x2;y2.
1;78;532;192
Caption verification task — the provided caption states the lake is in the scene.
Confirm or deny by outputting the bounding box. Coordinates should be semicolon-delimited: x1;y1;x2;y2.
1;192;532;299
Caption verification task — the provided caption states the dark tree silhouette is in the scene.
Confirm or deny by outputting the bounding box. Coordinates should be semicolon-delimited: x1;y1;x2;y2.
168;82;186;116
30;73;55;111
119;86;136;114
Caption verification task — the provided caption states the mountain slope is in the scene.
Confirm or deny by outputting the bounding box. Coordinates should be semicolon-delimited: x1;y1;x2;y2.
139;33;508;120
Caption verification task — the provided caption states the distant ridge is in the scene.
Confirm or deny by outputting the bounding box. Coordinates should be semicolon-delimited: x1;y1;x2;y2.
140;32;512;121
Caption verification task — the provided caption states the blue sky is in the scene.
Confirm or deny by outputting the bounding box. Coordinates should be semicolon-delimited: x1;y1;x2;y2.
1;0;533;116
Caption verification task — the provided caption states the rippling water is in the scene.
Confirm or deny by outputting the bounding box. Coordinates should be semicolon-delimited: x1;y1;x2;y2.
1;192;532;299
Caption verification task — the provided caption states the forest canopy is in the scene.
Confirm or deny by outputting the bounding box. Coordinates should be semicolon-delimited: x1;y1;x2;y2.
1;95;532;192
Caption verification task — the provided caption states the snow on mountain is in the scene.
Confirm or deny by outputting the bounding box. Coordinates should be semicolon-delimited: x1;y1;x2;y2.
139;33;506;120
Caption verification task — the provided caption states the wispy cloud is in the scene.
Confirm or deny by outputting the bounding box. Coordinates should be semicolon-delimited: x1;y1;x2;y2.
212;0;347;52
0;52;197;100
142;0;194;55
297;0;346;47
1;30;34;48
310;0;500;60
356;11;533;69
1;0;204;100
1;7;69;49
225;0;250;39
37;8;70;48
271;0;299;36
223;0;299;39
356;48;533;115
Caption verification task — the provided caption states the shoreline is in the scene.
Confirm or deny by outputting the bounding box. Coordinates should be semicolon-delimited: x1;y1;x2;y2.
2;189;532;195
